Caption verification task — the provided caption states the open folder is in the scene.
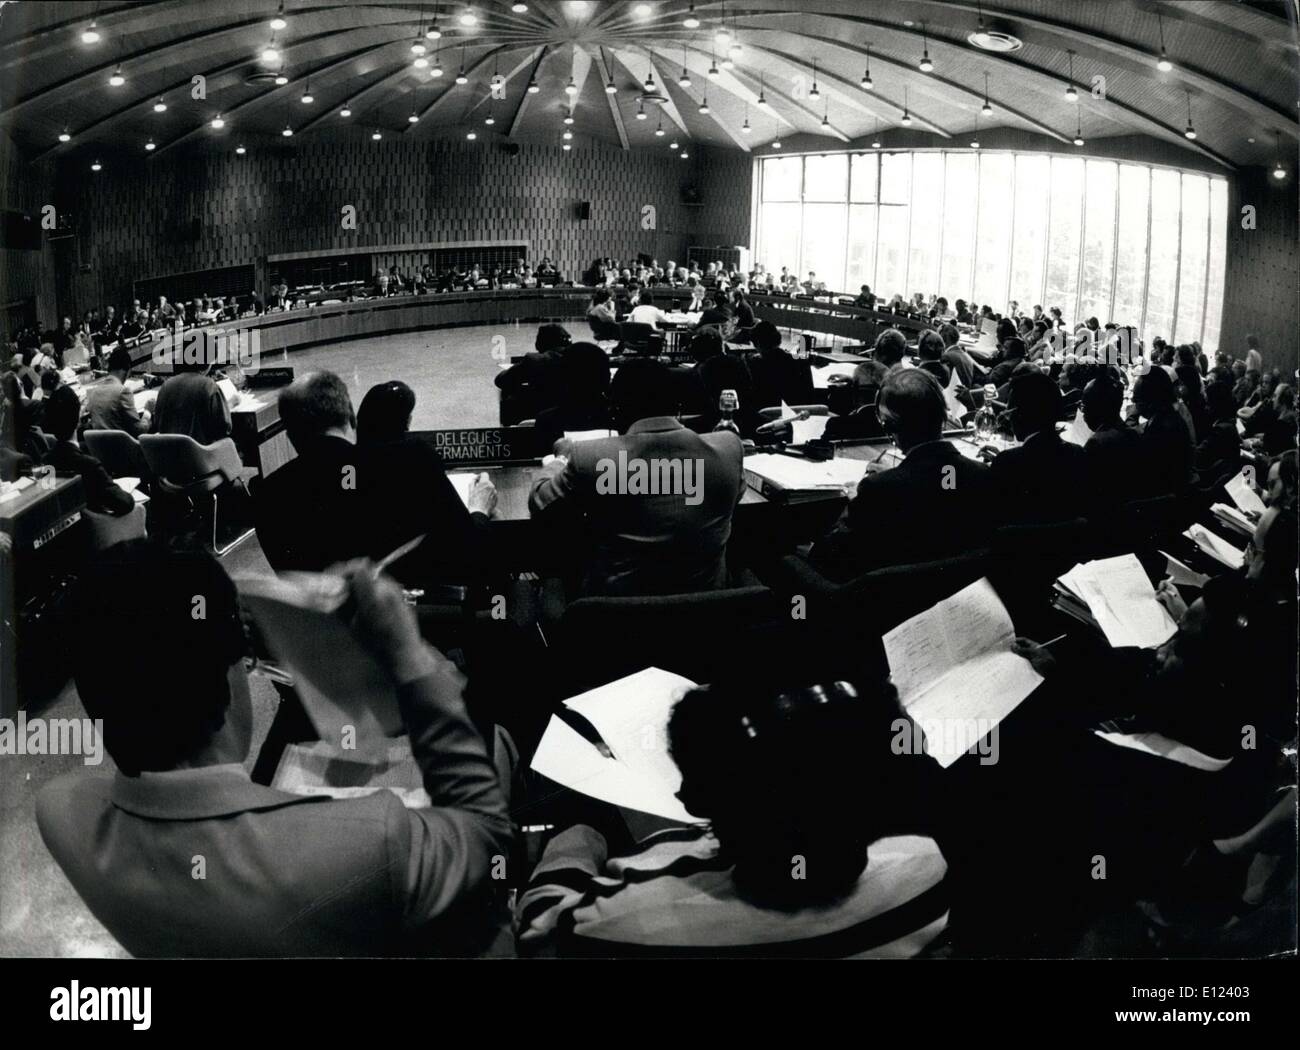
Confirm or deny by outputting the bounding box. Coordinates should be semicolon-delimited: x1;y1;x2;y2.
530;667;699;824
882;578;1043;768
1055;554;1178;649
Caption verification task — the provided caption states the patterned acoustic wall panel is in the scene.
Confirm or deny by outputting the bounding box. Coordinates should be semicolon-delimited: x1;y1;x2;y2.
0;131;57;328
52;137;718;317
1220;166;1299;375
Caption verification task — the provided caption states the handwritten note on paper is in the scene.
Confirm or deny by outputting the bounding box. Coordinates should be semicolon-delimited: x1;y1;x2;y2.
882;578;1042;767
1057;554;1177;649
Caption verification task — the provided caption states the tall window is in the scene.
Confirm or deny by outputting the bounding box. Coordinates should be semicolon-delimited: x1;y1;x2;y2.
753;150;1231;350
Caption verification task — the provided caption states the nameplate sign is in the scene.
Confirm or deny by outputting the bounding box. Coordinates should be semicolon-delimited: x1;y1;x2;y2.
413;427;543;466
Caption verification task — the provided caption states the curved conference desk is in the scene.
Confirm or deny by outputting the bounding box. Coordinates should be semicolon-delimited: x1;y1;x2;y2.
126;284;929;365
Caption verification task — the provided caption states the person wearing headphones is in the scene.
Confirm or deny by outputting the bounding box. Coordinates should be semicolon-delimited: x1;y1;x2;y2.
809;368;997;581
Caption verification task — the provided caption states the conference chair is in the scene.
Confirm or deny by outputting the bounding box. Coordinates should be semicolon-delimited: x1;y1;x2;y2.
550;584;792;698
82;429;152;485
138;434;255;556
588;316;622;342
760;549;995;682
989;518;1093;629
83;503;147;552
618;321;663;356
1089;494;1191;559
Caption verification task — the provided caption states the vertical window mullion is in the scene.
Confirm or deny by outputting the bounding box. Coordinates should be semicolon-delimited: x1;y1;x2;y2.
1200;180;1212;345
1004;153;1017;311
1139;166;1153;339
1108;162;1121;323
1041;159;1053;309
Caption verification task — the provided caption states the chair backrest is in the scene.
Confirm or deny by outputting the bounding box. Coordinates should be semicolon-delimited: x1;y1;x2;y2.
555;585;790;695
589;316;621;341
619;322;655;350
83;503;147;551
82;429;151;481
138;433;228;490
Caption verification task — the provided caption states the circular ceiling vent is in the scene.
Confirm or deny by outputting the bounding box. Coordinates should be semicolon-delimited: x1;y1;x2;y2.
968;27;1023;52
244;71;282;86
638;90;669;105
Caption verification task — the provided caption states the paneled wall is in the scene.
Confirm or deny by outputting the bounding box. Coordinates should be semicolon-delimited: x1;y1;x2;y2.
52;138;749;318
1220;165;1298;375
0;130;57;327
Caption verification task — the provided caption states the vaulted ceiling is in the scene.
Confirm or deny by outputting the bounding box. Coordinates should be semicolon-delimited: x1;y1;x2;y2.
0;1;1296;170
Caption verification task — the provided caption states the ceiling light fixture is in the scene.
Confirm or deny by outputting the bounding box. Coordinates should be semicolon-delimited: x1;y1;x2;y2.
1156;13;1173;71
270;3;287;31
679;49;691;88
1072;105;1084;146
455;52;469;84
636;99;647;119
91;159;102;171
236;145;246;154
431;52;445;77
408;112;419;123
211;114;225;128
643;67;656;92
275;73;289;85
81;21;101;44
109;64;125;87
809;59;820;100
512;2;529;11
1064;50;1078;101
918;23;933;72
467;131;477;139
861;46;872;89
412;39;427;56
527;76;540;93
563;111;574;125
426;22;441;40
282;124;294;137
562;128;573;140
340;103;352;117
566;76;578;95
372;129;382;140
1183;91;1196;139
58;128;71;142
683;3;699;30
145;138;156;151
981;72;993;115
153;97;167;112
301;84;314;104
681;150;689;158
821;108;830;129
970;112;979;149
1273;131;1286;179
771;140;781;150
414;56;429;68
698;96;710;114
459;10;477;27
261;42;280;63
563;142;572;151
635;4;652;16
871;118;881;149
900;87;911;126
757;73;768;108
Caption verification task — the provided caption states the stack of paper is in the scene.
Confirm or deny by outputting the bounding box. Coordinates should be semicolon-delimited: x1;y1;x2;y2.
1159;550;1210;590
943;369;968;425
1054;554;1177;649
564;429;616;443
1225;470;1267;518
1211;503;1255;537
1184;523;1245;570
882;578;1042;768
530;667;699;823
743;452;867;502
113;477;149;505
447;472;478;508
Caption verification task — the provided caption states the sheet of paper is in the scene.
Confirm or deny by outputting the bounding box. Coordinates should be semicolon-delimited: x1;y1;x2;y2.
1058;554;1177;649
530;715;695;824
791;414;829;443
447;472;476;508
1061;408;1093;447
1225;471;1267;517
744;452;868;493
1159;550;1209;590
812;362;862;389
563;667;697;791
882;578;1040;768
1093;730;1232;772
1185;524;1245;570
114;477;140;494
1211;502;1255;537
564;429;616;443
942;368;967;424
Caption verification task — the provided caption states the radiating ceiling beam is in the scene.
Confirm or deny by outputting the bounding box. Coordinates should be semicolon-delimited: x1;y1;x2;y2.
510;46;551;137
404;45;520;131
593;47;630;150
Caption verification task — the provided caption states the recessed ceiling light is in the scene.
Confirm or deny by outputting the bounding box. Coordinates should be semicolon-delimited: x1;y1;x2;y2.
145;138;156;151
211;115;225;129
91;159;102;171
58;129;71;142
153;98;167;112
81;22;101;44
236;145;247;154
109;65;125;87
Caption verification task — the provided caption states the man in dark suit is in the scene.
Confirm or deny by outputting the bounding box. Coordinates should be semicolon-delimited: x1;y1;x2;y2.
988;371;1092;523
745;320;814;411
37;545;513;957
255;371;495;585
1081;376;1147;507
39;385;134;516
84;347;148;436
810;369;997;581
1127;367;1194;495
150;367;232;446
493;324;573;425
529;358;745;596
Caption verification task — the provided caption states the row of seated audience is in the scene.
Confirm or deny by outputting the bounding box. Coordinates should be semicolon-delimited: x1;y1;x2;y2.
11;279;1295;958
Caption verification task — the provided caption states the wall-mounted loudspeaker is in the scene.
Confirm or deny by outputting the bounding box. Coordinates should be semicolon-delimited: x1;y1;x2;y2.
576;201;592;221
